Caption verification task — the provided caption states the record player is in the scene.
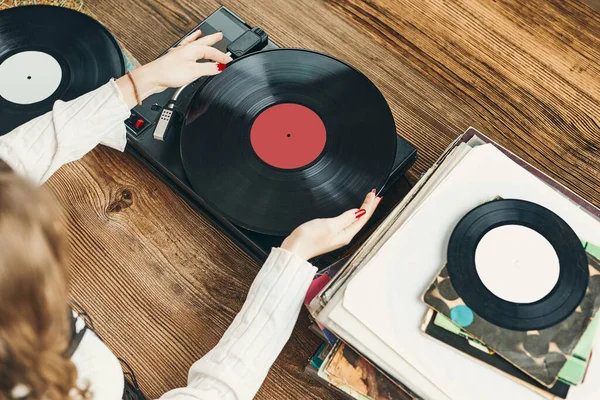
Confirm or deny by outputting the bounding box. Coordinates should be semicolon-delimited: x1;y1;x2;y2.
124;7;417;265
0;5;417;266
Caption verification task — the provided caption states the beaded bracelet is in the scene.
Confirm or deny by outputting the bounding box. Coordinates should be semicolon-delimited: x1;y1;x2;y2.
126;71;142;106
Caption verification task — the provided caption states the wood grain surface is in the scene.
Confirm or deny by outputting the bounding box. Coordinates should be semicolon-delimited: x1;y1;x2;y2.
34;0;600;398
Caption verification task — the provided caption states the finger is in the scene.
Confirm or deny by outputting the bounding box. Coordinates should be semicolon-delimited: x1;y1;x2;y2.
339;190;381;242
329;189;378;232
329;208;360;231
190;45;233;64
178;29;203;47
191;31;224;47
194;62;222;77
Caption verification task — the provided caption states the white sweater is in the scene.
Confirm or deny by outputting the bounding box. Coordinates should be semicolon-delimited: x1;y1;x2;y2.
0;80;318;400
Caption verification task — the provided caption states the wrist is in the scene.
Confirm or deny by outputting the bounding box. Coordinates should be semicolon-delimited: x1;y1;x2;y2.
131;65;161;99
115;66;162;109
281;237;311;261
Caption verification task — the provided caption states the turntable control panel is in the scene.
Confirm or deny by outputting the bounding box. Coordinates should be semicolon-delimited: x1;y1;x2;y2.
125;111;149;136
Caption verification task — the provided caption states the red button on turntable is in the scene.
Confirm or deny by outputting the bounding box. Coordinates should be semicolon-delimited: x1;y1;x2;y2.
250;103;326;169
134;118;145;129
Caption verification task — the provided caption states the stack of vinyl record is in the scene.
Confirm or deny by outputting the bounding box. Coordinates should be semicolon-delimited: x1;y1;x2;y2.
303;261;418;399
306;128;600;400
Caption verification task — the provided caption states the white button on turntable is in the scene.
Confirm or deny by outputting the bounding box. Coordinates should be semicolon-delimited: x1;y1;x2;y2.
0;51;63;104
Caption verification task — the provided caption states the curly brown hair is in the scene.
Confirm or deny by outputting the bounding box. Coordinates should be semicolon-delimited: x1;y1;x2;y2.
0;164;90;399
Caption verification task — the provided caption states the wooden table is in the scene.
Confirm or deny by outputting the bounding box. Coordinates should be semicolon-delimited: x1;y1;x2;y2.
44;0;600;398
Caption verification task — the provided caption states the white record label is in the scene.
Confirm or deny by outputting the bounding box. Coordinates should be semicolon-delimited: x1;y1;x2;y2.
0;51;62;104
475;225;560;304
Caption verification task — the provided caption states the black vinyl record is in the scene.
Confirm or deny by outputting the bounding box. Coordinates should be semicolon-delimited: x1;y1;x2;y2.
0;5;124;135
180;49;397;236
447;199;589;331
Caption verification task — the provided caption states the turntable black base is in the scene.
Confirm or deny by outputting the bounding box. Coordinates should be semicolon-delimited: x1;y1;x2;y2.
125;7;417;266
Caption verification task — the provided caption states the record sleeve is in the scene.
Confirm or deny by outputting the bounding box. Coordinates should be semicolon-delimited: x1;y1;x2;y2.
421;310;570;399
317;342;417;400
423;247;600;387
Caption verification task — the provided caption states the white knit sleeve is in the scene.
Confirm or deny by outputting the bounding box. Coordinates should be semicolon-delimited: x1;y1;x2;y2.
0;79;130;185
160;248;318;400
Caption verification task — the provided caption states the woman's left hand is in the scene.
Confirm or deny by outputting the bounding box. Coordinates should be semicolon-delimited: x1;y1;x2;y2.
281;190;382;261
117;30;232;107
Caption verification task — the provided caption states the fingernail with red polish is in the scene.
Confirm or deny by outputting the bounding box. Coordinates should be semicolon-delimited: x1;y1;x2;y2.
371;189;376;194
355;209;366;218
378;196;384;202
217;63;227;71
196;28;201;32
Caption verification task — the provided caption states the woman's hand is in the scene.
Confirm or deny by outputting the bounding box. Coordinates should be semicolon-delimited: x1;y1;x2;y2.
116;30;232;108
140;30;232;92
281;190;382;261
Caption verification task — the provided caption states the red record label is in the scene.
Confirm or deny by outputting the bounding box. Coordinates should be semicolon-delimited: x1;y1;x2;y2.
250;103;326;169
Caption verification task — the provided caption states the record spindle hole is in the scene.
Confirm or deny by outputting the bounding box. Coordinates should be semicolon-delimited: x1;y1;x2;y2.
475;225;560;304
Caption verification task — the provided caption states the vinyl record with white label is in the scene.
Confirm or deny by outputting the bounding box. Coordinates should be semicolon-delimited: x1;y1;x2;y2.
0;5;124;134
446;198;589;331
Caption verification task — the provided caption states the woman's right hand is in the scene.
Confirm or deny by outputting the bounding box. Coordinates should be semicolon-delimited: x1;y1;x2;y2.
116;30;232;107
139;30;232;93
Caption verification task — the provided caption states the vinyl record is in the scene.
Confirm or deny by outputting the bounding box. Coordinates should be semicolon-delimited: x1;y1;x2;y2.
446;199;588;331
180;49;397;235
0;5;124;135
